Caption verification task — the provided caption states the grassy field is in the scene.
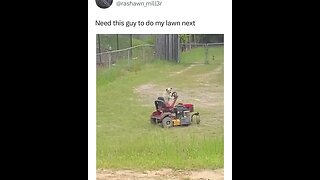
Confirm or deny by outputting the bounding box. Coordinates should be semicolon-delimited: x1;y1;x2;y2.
96;46;224;170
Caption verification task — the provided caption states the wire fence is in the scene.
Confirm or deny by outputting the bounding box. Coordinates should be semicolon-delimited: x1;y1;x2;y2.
96;44;155;69
180;42;224;51
96;42;224;69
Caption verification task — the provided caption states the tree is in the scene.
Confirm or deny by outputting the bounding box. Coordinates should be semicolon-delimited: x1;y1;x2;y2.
179;34;191;51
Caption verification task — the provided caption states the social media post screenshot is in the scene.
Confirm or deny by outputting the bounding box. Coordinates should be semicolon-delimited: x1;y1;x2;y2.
89;1;231;180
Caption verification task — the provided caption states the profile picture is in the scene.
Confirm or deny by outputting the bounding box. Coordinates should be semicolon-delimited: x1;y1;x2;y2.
96;0;113;9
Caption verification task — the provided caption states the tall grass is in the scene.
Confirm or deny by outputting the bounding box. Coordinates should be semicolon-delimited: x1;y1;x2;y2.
97;134;223;169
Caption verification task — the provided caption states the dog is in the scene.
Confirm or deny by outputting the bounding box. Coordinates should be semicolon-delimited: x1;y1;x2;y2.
163;87;174;102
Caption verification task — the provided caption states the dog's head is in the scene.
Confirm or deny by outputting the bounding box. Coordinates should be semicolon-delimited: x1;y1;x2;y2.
165;87;172;94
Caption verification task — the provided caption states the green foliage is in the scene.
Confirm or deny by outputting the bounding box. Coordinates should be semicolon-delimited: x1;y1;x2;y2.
180;34;190;43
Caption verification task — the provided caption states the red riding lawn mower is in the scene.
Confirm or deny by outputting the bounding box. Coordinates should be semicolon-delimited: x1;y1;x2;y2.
150;92;200;128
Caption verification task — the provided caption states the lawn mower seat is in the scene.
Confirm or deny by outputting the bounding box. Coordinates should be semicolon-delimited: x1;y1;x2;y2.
155;98;171;112
155;100;164;111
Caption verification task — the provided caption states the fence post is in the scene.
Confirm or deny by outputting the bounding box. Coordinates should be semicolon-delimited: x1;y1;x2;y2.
142;47;145;63
108;46;112;68
97;34;102;65
205;44;209;64
128;50;130;69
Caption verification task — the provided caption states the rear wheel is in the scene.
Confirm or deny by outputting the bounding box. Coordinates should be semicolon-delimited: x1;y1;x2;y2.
162;117;173;128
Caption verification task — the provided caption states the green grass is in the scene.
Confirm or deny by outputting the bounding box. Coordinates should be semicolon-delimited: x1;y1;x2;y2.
97;133;223;169
180;45;224;64
97;46;224;170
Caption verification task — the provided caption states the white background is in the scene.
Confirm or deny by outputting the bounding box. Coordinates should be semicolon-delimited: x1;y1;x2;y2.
88;0;232;179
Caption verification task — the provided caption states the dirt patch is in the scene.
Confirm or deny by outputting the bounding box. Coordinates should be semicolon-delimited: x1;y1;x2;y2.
133;83;164;107
133;70;223;110
96;168;224;180
133;82;221;109
169;64;199;76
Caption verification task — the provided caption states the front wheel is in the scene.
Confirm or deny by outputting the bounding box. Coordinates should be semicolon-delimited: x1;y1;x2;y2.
191;113;200;124
162;117;173;128
150;118;156;124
